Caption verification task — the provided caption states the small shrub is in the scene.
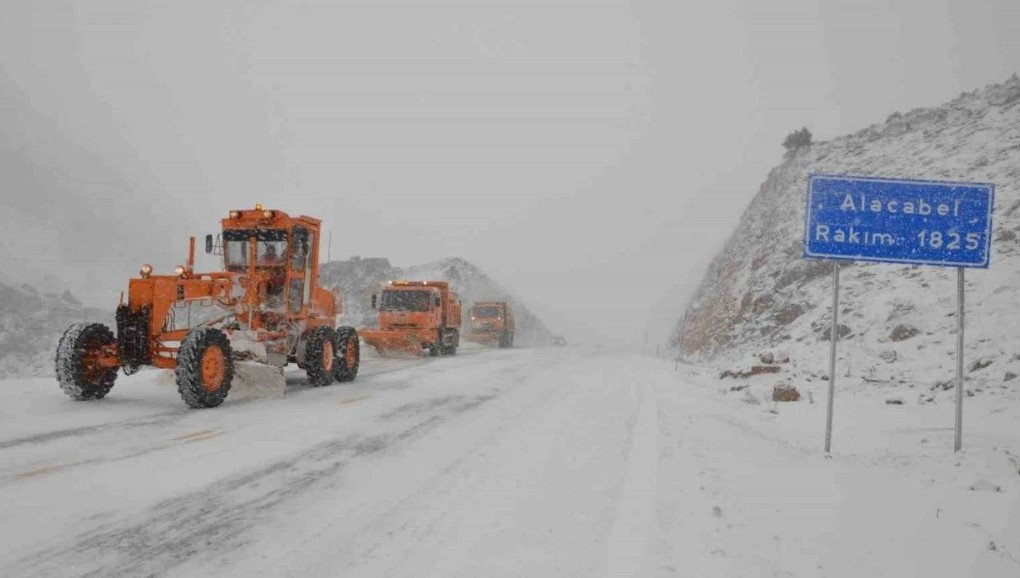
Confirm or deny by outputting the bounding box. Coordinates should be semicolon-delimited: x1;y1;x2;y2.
782;127;813;151
772;385;801;402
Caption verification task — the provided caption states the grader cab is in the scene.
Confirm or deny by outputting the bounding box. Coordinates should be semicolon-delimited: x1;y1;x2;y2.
55;205;360;408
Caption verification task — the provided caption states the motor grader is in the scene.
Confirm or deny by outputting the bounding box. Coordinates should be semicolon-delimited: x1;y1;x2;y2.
55;205;360;408
360;280;461;357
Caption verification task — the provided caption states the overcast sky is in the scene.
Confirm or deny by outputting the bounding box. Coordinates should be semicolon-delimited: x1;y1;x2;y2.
2;0;1019;346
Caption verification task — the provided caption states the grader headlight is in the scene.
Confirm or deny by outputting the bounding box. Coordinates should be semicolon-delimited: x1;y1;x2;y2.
140;264;153;278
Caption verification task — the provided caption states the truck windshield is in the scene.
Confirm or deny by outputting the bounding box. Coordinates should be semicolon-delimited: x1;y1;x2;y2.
472;306;502;318
380;290;430;312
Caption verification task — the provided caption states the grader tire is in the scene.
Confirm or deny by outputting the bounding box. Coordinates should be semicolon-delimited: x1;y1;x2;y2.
176;328;235;409
305;326;336;387
55;322;118;401
333;326;360;383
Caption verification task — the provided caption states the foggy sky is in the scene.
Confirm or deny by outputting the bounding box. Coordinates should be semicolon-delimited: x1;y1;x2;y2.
2;0;1019;347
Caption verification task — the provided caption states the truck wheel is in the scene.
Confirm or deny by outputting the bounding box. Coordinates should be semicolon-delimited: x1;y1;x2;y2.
176;328;234;409
442;329;459;355
498;331;510;349
55;322;118;400
305;326;336;386
508;332;515;348
333;327;360;382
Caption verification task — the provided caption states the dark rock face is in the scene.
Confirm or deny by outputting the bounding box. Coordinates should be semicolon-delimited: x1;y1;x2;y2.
889;324;920;342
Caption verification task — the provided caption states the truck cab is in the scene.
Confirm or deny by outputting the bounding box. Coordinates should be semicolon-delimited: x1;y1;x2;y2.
362;281;461;356
468;301;515;348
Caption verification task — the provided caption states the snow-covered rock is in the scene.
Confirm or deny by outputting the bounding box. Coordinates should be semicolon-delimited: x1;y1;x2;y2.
0;282;110;379
676;75;1020;397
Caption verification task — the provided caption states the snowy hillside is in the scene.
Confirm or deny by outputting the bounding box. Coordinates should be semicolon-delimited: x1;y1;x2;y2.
322;256;554;346
0;282;109;379
677;76;1020;395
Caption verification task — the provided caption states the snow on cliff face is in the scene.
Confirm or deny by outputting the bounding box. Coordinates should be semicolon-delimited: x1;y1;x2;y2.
321;256;554;346
677;76;1020;393
0;282;110;379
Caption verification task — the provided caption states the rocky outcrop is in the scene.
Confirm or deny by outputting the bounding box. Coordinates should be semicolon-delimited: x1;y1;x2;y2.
675;76;1020;394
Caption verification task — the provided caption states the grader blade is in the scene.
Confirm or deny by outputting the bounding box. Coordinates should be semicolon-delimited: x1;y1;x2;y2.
230;361;287;400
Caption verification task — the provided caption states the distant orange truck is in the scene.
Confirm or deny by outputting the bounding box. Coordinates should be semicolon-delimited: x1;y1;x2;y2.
360;281;462;357
467;301;515;348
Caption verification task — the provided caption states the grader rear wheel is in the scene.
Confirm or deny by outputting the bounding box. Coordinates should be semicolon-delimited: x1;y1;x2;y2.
305;326;336;387
333;326;360;382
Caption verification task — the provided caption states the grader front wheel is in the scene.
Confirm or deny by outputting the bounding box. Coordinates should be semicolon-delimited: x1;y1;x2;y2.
55;322;119;401
176;328;235;409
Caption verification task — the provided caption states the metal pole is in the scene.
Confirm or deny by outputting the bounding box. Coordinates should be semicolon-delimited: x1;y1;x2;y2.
825;261;840;453
955;267;965;452
678;310;688;360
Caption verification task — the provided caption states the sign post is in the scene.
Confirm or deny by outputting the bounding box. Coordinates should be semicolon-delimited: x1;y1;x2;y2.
956;267;965;452
825;262;839;454
805;174;994;453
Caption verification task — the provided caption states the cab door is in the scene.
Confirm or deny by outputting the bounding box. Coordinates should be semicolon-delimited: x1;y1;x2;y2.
288;227;311;315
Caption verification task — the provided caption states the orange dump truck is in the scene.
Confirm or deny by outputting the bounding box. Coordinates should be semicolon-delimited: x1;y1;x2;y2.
360;281;461;357
467;301;515;348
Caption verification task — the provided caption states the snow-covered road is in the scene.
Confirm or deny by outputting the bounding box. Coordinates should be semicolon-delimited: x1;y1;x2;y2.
1;347;1018;577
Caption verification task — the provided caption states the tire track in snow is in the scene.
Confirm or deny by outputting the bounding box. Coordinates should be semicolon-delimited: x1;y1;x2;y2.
232;353;608;578
605;370;659;578
6;393;496;578
304;369;589;577
0;356;430;452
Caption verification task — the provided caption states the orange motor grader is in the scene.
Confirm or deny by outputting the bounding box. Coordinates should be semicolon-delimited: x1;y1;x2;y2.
54;205;360;408
360;280;461;357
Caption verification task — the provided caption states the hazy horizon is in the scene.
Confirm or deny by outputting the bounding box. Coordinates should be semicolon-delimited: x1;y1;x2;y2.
3;0;1019;347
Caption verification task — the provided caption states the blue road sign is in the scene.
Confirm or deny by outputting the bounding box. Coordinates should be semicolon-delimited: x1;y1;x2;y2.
804;174;995;268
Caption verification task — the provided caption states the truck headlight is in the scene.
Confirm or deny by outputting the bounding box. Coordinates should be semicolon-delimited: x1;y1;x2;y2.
140;264;153;278
174;265;186;277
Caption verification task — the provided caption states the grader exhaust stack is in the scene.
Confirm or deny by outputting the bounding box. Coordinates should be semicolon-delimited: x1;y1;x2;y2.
55;205;360;408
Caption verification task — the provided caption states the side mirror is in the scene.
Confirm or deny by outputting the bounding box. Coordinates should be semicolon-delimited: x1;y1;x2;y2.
371;294;378;309
434;295;442;307
205;234;213;254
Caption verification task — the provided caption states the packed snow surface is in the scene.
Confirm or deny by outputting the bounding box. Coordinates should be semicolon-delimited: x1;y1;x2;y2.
0;347;1018;577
